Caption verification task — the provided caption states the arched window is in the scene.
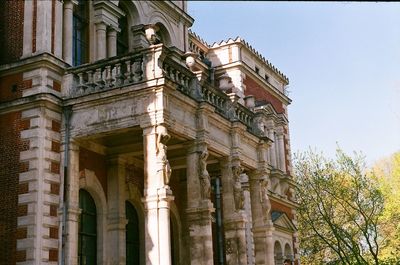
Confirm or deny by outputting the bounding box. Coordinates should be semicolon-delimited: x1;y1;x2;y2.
126;202;140;265
73;0;89;66
274;241;283;265
117;5;129;56
78;189;97;265
155;22;171;47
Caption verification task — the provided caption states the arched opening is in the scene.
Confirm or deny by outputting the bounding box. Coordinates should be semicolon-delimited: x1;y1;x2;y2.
274;241;283;265
72;0;89;66
284;243;293;262
155;22;171;47
117;4;129;56
126;201;140;265
78;189;97;265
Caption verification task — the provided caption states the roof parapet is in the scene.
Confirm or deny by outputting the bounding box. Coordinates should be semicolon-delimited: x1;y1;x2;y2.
211;36;289;83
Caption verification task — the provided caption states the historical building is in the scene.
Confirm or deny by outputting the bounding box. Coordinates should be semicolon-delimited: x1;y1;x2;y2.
0;1;299;265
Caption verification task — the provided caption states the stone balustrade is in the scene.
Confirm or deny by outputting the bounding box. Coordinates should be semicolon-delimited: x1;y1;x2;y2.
162;60;192;95
63;44;262;137
65;52;144;97
201;85;227;114
235;104;254;129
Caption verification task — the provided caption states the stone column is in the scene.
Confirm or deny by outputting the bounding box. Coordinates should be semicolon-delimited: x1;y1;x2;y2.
220;158;248;265
142;125;173;265
96;22;107;60
62;0;77;65
186;143;214;265
276;128;286;172
64;141;80;265
265;222;276;265
248;170;267;265
107;157;127;265
107;27;118;58
268;129;277;168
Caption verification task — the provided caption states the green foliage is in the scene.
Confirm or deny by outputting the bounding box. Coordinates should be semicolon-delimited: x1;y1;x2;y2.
295;148;384;265
372;152;400;263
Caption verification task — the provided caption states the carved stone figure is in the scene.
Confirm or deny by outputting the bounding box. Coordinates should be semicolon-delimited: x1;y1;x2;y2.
260;178;272;219
199;149;211;199
156;128;171;186
232;165;244;211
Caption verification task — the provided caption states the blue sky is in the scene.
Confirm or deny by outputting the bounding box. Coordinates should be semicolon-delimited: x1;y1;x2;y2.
188;2;400;165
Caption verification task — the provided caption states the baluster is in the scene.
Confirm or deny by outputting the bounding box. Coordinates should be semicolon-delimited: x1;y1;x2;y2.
77;72;87;93
95;67;105;88
124;60;132;84
115;63;124;86
105;65;114;88
86;70;94;88
132;59;143;82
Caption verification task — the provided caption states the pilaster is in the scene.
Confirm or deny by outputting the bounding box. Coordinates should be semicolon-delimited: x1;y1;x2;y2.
17;106;62;264
61;140;80;265
107;157;128;265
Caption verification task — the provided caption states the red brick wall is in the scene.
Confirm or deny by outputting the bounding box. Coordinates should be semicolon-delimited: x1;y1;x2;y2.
270;199;294;220
79;148;108;196
0;0;24;64
0;111;28;265
0;73;33;103
243;76;285;113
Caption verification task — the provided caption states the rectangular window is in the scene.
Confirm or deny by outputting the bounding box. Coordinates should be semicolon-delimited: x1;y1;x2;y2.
255;66;260;75
73;0;89;66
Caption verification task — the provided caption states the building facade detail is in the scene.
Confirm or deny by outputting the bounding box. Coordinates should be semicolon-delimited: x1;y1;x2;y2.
0;1;298;265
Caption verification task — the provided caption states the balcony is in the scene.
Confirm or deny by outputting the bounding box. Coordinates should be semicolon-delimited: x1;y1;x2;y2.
62;44;264;138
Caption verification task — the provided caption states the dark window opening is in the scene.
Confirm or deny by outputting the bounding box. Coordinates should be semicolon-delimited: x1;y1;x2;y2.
211;177;226;265
78;189;97;265
117;11;129;56
73;0;89;66
255;66;260;75
126;201;140;265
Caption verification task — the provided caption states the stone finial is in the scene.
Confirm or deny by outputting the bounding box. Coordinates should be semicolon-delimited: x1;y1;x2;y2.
144;24;161;45
183;52;198;71
244;95;255;110
217;73;233;92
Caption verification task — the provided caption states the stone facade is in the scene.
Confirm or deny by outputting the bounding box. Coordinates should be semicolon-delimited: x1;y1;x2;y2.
0;1;298;265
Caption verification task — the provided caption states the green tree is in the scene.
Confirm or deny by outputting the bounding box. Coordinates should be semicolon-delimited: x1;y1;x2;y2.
295;149;384;265
372;152;400;264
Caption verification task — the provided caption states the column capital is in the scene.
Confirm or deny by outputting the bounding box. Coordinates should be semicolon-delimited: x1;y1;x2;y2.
107;26;120;36
63;0;78;9
95;21;108;31
275;125;284;135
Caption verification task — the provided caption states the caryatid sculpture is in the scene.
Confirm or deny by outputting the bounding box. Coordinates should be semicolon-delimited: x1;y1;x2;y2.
260;178;272;220
156;127;172;187
199;149;211;200
232;165;244;211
